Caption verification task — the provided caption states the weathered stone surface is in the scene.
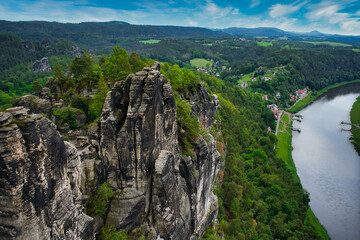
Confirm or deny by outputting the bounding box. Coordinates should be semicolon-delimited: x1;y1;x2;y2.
94;63;223;239
0;110;94;239
32;57;52;72
189;82;220;129
16;94;53;117
1;62;224;239
71;45;83;57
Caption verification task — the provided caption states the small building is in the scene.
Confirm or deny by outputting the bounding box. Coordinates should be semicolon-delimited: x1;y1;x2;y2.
275;92;281;98
241;82;248;88
252;77;257;81
267;104;278;111
290;94;297;102
295;88;308;98
263;95;269;101
222;66;227;70
271;109;280;119
262;77;272;81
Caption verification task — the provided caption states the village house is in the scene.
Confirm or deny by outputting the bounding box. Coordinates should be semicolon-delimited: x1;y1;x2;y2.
271;109;280;119
252;77;257;81
222;66;227;70
290;94;297;102
275;92;281;98
262;77;272;81
267;103;278;111
295;88;308;98
263;95;269;101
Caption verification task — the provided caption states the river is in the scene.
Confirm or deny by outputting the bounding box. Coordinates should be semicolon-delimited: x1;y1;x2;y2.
292;83;360;240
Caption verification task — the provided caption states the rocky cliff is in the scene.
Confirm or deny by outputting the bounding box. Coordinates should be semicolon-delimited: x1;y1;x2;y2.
1;63;224;239
0;108;94;239
32;57;52;72
89;63;224;239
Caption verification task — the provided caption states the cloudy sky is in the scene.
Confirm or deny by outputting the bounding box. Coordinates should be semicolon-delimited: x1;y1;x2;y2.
1;0;360;35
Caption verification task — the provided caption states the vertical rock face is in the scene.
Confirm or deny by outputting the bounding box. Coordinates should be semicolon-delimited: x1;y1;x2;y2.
32;57;52;72
96;63;224;239
0;108;94;239
2;63;224;239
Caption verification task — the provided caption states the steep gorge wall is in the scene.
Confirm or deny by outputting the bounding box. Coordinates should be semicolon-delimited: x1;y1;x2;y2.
0;63;224;239
0;108;94;240
90;63;224;239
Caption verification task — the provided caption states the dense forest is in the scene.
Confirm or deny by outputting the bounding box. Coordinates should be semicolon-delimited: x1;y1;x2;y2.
162;64;328;239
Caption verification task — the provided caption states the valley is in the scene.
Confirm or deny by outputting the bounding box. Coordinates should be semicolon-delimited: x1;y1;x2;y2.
1;20;360;239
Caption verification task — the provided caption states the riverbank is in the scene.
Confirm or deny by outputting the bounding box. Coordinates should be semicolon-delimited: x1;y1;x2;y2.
288;79;360;113
350;96;360;155
276;112;330;239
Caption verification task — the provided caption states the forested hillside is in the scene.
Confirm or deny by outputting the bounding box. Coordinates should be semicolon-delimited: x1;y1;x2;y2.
162;64;328;239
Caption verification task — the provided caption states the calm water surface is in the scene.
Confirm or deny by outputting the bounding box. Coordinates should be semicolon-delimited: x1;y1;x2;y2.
292;83;360;240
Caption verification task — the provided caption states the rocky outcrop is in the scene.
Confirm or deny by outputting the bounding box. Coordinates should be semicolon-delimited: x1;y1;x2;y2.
32;57;52;72
0;62;224;239
71;45;83;57
189;82;220;129
0;107;94;239
15;93;52;117
90;62;224;239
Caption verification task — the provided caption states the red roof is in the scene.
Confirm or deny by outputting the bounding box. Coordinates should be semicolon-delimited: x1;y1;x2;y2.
296;88;307;95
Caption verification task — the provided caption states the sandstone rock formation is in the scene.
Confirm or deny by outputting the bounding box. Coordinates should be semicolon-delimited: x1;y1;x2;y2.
0;107;94;239
90;63;224;239
1;62;224;239
32;57;52;72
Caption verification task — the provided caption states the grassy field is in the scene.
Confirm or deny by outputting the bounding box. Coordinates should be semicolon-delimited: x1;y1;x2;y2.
276;113;330;240
301;41;352;47
288;79;360;113
276;114;295;171
353;49;360;52
305;209;331;240
190;58;213;68
257;41;273;47
139;39;161;44
238;72;254;83
350;96;360;155
202;43;213;46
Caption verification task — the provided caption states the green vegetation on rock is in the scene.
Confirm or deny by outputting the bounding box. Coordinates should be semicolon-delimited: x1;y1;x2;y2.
87;182;114;218
98;225;127;240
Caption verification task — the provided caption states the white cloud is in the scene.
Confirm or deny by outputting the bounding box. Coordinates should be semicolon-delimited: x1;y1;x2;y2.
250;0;260;8
306;1;360;35
203;1;233;18
187;18;198;26
231;8;240;15
269;1;307;18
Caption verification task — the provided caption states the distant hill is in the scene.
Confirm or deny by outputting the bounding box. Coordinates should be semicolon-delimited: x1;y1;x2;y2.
0;20;228;54
1;20;359;54
222;27;291;37
221;26;360;42
0;20;225;41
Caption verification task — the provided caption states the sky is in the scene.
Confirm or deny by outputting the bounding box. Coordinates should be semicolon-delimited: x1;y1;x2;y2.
1;0;360;35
